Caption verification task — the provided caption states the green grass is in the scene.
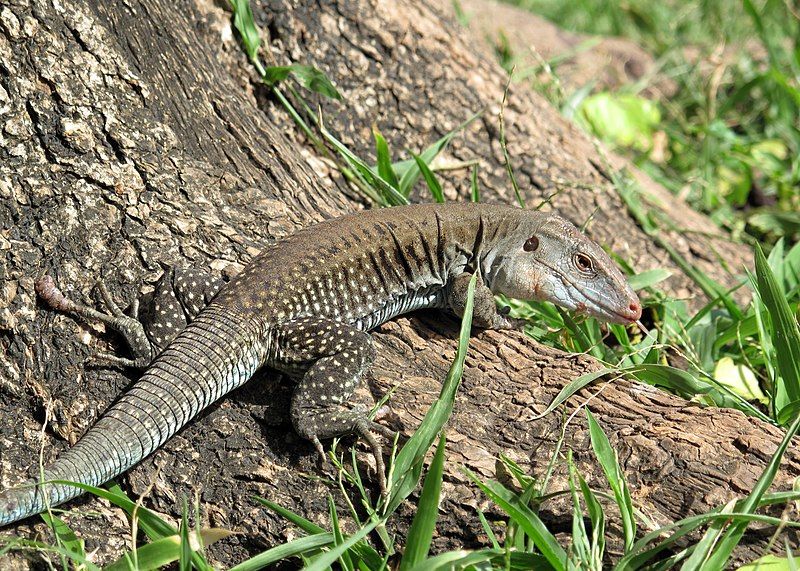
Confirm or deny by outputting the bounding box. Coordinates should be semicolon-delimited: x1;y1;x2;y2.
504;0;800;245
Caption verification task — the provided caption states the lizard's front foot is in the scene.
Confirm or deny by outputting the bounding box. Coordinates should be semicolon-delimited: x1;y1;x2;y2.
495;305;528;330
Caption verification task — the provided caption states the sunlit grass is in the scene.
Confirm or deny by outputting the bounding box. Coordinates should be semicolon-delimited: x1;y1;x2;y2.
505;0;800;245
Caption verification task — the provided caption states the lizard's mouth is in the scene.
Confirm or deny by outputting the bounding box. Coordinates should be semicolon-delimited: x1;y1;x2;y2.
538;262;641;324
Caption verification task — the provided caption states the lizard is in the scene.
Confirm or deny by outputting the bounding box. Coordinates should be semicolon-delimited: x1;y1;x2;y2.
0;202;641;526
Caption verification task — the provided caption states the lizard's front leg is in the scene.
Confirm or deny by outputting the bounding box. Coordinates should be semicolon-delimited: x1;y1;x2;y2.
276;317;391;492
446;272;525;330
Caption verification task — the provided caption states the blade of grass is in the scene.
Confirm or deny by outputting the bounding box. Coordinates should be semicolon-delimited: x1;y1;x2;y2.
678;499;736;571
39;512;85;563
253;496;384;568
328;495;354;571
499;70;525;208
106;529;233;571
383;274;476;515
1;538;100;571
467;471;566;570
586;409;635;552
399;432;447;570
567;454;593;568
702;410;800;569
179;497;191;571
229;533;335;571
319;114;408;206
753;243;800;411
262;65;342;100
304;519;380;571
411;152;445;203
530;367;616;420
396;112;481;196
615;510;800;570
470;164;480;202
373;126;400;189
228;0;261;64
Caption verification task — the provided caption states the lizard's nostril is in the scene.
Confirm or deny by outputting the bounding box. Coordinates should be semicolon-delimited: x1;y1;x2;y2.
628;302;642;319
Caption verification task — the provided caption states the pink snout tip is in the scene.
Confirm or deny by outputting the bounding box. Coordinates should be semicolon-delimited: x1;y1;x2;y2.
624;300;642;322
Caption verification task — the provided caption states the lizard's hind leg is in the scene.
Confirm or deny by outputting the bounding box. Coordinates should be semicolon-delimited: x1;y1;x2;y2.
277;317;391;493
35;267;226;369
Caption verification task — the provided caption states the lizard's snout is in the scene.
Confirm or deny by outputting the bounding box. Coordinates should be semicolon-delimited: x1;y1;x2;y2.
621;300;642;322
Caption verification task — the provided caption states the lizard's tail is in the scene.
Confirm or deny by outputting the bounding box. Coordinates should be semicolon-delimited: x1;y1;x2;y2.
0;305;265;526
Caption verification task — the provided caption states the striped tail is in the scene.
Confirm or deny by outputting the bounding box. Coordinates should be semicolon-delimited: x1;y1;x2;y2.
0;305;265;526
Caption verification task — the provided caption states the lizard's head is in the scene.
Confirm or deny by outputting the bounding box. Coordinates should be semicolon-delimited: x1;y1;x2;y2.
488;214;641;324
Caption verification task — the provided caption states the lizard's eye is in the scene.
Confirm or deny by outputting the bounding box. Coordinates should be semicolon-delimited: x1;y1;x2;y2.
573;252;594;273
523;236;539;252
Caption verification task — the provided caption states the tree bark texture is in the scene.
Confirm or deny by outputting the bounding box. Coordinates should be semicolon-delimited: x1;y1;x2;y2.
0;0;793;567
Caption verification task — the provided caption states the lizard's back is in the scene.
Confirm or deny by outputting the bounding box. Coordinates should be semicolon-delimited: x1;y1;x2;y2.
216;202;523;328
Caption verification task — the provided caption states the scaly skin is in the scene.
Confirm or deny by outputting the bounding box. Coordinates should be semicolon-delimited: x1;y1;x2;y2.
0;203;641;525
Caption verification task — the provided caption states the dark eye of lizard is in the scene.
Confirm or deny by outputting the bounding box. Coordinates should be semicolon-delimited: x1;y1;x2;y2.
573;252;594;272
523;236;539;252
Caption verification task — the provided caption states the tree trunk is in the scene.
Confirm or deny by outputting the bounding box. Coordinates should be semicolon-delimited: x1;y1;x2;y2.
0;0;792;567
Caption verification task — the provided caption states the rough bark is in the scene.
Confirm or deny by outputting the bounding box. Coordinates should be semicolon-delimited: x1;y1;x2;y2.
0;0;791;568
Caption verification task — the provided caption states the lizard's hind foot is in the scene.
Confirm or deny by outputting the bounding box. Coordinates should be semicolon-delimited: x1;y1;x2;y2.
35;275;154;368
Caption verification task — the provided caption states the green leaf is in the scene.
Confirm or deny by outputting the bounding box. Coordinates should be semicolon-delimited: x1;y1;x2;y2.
499;74;525;208
577;92;661;151
470;164;480;203
253;497;326;534
3;538;99;570
228;0;261;64
40;512;85;560
56;481;173;539
703;411;800;569
319;118;407;206
579;471;605;566
328;495;354;571
400;432;447;570
468;473;566;570
713;357;768;404
304;520;380;571
395;112;480;196
51;481;215;571
252;497;384;568
754;243;800;413
263;65;342;100
531;367;616;420
105;529;233;571
586;409;636;551
627;268;672;291
39;512;96;571
411;152;445;203
406;549;550;571
738;555;795;571
230;534;335;571
373;126;399;189
179;498;192;571
615;494;800;569
678;498;736;571
567;456;592;567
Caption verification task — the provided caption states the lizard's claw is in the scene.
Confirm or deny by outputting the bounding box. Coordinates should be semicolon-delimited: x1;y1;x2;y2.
496;314;527;331
355;420;389;498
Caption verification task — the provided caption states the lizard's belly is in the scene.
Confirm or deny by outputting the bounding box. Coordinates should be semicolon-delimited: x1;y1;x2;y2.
353;286;446;331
